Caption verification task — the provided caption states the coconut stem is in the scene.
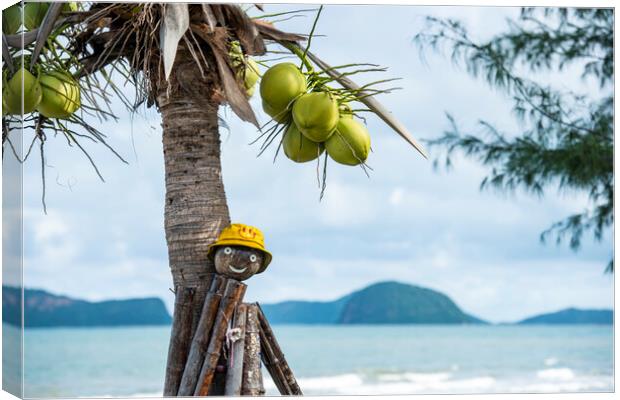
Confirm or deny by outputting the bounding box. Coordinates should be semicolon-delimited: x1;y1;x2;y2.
281;41;314;74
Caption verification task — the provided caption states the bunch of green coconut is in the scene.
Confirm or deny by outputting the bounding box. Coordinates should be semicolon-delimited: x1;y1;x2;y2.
259;63;371;167
229;41;261;98
2;2;81;119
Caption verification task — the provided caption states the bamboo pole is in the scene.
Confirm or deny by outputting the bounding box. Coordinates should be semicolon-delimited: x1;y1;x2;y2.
241;304;265;396
258;323;290;395
177;275;226;396
163;286;196;396
190;274;215;339
256;303;303;395
208;354;228;395
194;279;247;396
224;303;248;396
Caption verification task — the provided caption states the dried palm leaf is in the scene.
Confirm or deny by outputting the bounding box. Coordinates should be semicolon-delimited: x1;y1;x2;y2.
160;3;190;80
253;19;306;42
193;25;259;127
222;4;266;55
201;4;217;32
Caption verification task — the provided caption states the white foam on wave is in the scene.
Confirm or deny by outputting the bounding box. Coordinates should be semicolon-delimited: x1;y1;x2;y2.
544;357;559;366
298;373;364;390
264;373;365;392
522;378;612;393
125;370;613;397
354;375;496;395
271;372;496;395
378;372;451;383
537;368;575;381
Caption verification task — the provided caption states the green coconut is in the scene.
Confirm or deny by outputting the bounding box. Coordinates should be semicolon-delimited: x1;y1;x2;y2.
24;2;49;30
3;67;42;115
64;2;79;12
244;58;260;95
262;99;289;124
2;3;21;34
37;71;81;119
283;123;324;163
292;92;339;142
23;2;77;31
259;62;306;122
229;41;260;97
325;117;371;166
237;57;259;97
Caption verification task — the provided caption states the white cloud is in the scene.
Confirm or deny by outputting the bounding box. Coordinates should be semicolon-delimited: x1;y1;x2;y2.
319;181;378;227
389;188;405;206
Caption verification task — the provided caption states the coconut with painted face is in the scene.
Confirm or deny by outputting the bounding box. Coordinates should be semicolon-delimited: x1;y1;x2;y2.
207;223;272;281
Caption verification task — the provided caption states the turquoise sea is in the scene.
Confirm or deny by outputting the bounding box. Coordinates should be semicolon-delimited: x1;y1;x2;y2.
4;323;614;397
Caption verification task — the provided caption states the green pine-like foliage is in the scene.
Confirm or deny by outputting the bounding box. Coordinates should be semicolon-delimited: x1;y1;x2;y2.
414;8;613;272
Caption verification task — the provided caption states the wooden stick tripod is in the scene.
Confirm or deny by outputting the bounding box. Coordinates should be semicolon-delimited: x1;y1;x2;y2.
163;274;302;396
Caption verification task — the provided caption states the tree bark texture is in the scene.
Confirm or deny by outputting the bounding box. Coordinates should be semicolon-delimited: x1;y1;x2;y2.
163;286;196;396
242;304;265;396
224;303;248;396
157;45;231;396
195;279;247;396
159;92;230;288
177;275;226;396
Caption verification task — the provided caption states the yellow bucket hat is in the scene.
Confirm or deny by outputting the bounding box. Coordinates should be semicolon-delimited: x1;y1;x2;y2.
207;223;272;273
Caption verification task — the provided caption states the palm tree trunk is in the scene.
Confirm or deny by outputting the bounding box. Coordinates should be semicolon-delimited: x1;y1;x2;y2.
160;95;229;287
158;81;230;395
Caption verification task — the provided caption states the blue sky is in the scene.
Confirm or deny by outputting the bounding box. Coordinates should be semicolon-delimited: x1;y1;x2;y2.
8;5;613;323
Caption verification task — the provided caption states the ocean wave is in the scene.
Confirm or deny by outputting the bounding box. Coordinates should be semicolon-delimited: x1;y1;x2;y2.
536;368;575;381
544;357;559;366
266;372;496;395
265;368;613;395
298;373;364;390
377;372;452;383
520;375;613;393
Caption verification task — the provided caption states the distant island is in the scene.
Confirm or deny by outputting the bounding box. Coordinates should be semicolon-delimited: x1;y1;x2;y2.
262;281;485;324
3;286;171;328
2;282;613;327
517;307;613;325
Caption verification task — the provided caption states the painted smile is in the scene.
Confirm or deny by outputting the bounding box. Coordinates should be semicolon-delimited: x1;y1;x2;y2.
228;265;247;274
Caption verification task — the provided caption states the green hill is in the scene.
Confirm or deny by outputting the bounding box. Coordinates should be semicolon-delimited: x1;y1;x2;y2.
518;307;613;325
339;281;484;324
262;281;485;324
3;286;171;328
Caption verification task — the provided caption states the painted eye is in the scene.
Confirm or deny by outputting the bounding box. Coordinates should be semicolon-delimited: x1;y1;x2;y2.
224;247;232;255
250;254;257;262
